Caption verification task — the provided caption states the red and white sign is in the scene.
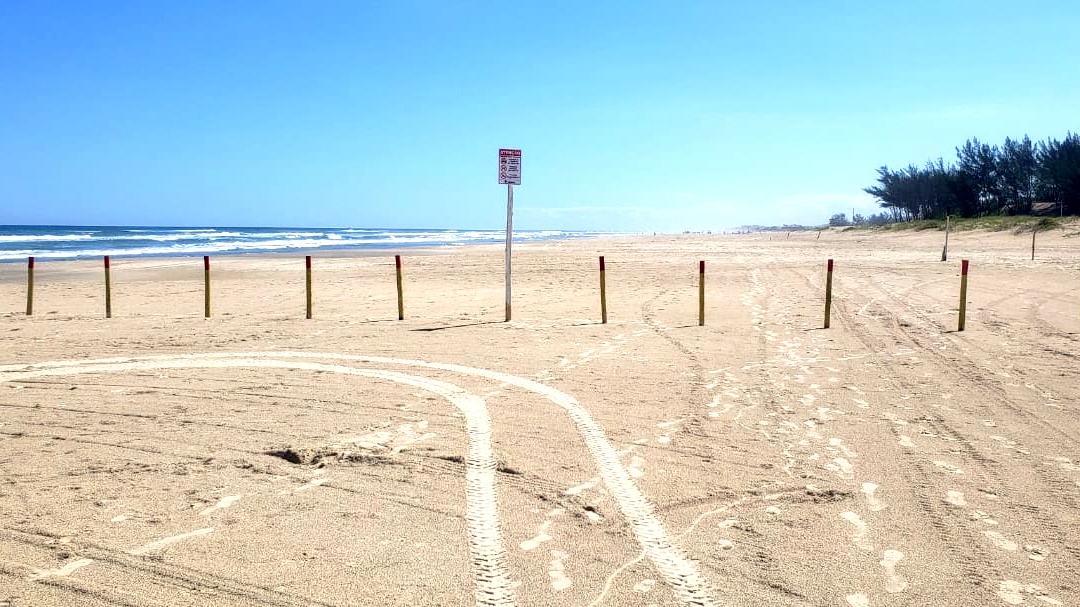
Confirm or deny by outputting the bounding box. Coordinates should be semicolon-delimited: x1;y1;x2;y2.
498;148;521;185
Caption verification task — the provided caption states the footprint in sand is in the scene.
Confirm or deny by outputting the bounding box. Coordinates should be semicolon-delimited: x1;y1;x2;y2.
816;407;839;422
971;510;999;526
520;521;553;551
129;528;213;556
627;456;645;478
880;550;908;593
548;550;572;591
1024;545;1047;561
390;421;437;453
945;490;967;507
933;460;964;474
984;530;1018;551
826;457;855;479
840;512;872;550
997;580;1063;605
861;483;886;511
30;558;94;580
564;478;600;496
633;579;656;593
199;495;241;516
883;413;908;426
845;593;870;607
997;581;1024;605
293;477;327;493
830;438;857;458
1053;457;1080;472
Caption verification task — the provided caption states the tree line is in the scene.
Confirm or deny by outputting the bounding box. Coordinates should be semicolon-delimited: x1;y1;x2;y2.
860;132;1080;221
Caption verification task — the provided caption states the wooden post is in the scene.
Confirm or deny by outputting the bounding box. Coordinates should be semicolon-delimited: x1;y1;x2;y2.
1031;227;1036;261
203;256;211;318
305;256;313;319
958;259;969;332
395;255;404;320
824;259;834;329
941;215;950;262
698;260;705;326
104;256;112;319
26;256;34;316
599;256;607;324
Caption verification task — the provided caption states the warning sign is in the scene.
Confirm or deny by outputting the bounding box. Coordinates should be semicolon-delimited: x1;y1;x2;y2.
498;149;521;185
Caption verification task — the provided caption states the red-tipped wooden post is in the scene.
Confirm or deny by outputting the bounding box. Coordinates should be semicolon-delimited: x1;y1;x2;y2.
395;255;404;320
599;256;607;324
698;260;705;326
824;259;834;329
305;256;313;319
104;256;112;318
26;257;34;316
203;256;211;318
958;259;969;331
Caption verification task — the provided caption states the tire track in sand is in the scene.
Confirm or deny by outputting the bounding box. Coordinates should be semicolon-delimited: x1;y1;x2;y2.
2;352;718;607
1;358;515;607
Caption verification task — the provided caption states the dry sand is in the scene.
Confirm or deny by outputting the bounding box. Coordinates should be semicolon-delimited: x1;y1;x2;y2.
0;227;1078;606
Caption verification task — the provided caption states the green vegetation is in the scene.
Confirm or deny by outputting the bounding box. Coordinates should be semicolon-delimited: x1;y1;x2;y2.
855;215;1071;233
854;132;1080;223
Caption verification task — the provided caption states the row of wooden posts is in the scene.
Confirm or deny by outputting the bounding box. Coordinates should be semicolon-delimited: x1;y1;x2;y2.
18;255;973;332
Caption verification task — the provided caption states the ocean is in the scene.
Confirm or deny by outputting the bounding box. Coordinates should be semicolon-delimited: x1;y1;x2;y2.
0;226;595;262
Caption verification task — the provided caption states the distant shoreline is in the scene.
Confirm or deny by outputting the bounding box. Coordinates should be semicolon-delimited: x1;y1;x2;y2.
0;225;628;264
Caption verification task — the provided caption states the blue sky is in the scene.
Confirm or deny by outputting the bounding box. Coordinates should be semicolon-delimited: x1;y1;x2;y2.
1;1;1077;231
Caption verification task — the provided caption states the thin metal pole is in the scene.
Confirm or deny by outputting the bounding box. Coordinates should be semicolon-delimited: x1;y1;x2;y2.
505;183;513;322
104;256;112;318
1031;227;1036;261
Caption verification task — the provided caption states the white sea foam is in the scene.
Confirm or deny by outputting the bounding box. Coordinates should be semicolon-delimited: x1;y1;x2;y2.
0;233;95;242
0;227;592;261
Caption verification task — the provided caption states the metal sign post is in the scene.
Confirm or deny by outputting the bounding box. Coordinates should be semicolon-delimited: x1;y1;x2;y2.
504;183;514;321
499;149;522;322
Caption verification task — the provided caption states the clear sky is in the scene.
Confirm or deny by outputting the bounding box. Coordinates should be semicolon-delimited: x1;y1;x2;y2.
2;1;1077;231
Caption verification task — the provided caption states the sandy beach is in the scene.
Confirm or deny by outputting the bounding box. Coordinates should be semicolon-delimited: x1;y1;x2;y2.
0;228;1078;607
